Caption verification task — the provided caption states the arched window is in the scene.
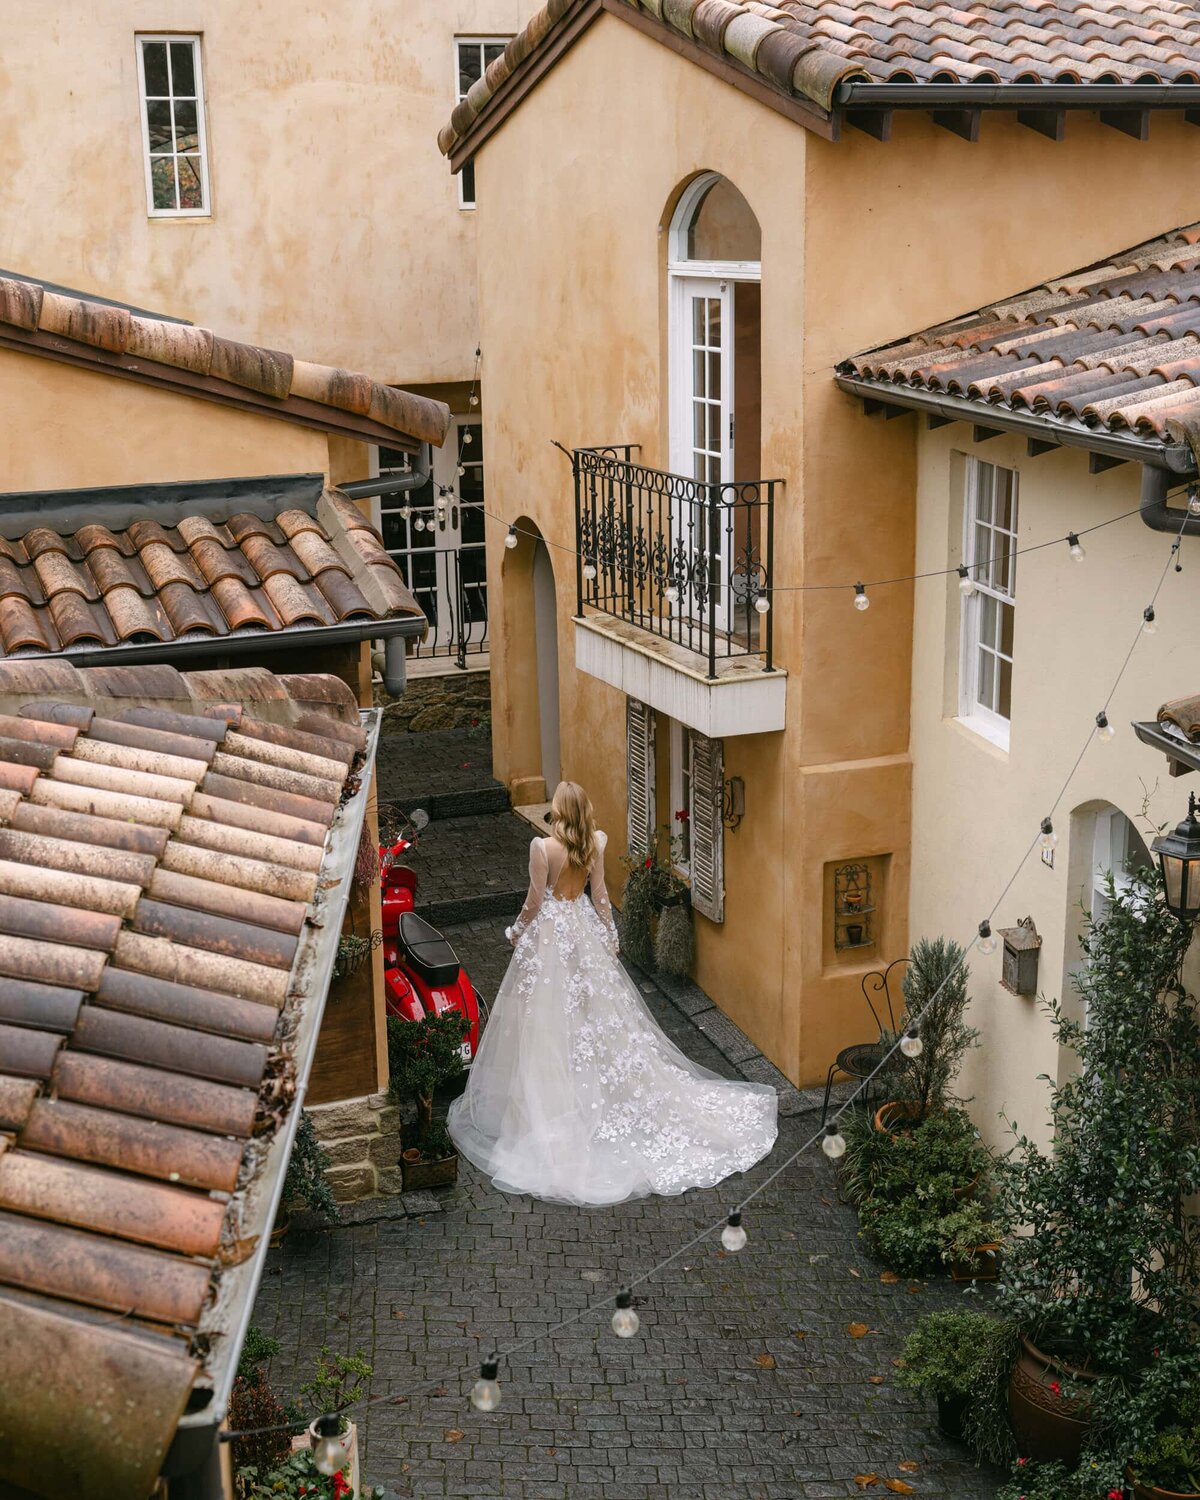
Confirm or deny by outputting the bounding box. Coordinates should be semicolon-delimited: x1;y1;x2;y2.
1089;806;1152;927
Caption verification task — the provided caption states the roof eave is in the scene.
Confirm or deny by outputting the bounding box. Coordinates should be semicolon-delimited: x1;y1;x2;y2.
836;81;1200;108
834;370;1198;472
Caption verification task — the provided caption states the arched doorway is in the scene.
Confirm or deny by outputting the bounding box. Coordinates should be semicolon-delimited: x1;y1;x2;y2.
532;537;560;793
499;517;560;807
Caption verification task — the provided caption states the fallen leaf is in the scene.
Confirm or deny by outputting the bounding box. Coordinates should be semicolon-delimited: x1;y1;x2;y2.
849;1268;862;1278
892;1357;907;1368
755;1353;777;1369
432;1385;450;1397
444;1429;465;1444
391;1309;407;1320
719;1283;732;1292
792;1330;807;1340
391;1396;409;1406
676;1376;688;1386
820;1196;833;1207
853;1476;879;1489
884;1481;915;1494
868;1375;886;1385
905;1284;921;1294
848;1322;871;1338
545;1448;557;1457
898;1461;919;1473
880;1270;900;1285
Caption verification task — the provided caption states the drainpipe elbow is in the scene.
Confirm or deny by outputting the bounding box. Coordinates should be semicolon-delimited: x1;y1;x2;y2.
383;635;408;697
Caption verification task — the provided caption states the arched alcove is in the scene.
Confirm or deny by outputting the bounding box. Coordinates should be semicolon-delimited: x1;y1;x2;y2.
499;517;560;804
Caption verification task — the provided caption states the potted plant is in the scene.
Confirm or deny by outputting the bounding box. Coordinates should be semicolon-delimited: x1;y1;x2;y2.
896;1310;1014;1439
238;1447;385;1500
386;1011;469;1190
938;1202;1002;1281
294;1346;373;1493
274;1110;341;1243
997;868;1200;1467
876;936;979;1128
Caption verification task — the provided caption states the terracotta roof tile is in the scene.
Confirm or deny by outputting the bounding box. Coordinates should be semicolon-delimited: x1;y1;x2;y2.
0;660;377;1500
839;222;1200;456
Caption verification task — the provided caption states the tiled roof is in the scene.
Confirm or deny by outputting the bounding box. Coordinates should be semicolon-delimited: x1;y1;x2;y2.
837;223;1200;460
438;0;1200;153
0;474;424;660
0;660;375;1500
0;271;450;448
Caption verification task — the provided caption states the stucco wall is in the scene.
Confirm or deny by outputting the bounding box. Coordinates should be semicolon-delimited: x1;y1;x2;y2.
908;431;1199;1148
469;8;1200;1086
0;1;539;384
0;346;331;490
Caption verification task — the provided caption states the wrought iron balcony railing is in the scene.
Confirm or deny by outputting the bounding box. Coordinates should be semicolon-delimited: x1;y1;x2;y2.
572;446;778;679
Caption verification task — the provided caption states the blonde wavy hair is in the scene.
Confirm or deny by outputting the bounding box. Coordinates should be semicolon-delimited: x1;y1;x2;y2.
550;781;598;870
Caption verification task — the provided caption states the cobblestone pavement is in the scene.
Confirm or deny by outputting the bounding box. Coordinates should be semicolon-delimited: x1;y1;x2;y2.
376;726;506;823
405;812;534;918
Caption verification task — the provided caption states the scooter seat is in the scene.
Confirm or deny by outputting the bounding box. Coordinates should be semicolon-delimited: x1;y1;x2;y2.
397;911;462;988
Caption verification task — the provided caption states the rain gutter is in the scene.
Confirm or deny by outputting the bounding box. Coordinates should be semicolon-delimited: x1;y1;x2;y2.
171;709;382;1483
835;82;1200;108
833;372;1198;473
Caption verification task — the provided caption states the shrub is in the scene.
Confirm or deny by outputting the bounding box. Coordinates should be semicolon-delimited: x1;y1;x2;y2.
237;1324;280;1381
283;1111;340;1223
386;1011;469;1145
995;1457;1123;1500
896;1311;1011;1398
654;902;694;977
617;846;657;970
884;937;978;1115
228;1368;292;1480
297;1345;373;1434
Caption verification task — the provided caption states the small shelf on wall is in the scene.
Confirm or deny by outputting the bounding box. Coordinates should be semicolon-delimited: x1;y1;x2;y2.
833;862;874;951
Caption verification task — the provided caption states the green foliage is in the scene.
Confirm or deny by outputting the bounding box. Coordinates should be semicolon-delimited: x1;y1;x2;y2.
386;1012;468;1144
333;931;376;981
238;1325;281;1381
417;1120;456;1161
1090;1349;1200;1492
937;1201;1001;1269
995;1456;1122;1500
654;901;694;978
617;850;656;970
298;1345;373;1426
228;1368;293;1480
283;1111;340;1223
996;867;1200;1377
238;1448;385;1499
886;937;979;1115
961;1315;1021;1467
895;1311;1011;1398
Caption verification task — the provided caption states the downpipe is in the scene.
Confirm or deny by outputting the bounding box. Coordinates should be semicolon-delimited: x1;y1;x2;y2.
1139;463;1200;537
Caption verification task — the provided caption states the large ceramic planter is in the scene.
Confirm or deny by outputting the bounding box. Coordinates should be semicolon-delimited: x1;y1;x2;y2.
1008;1336;1097;1465
305;1417;360;1493
400;1148;459;1192
873;1100;925;1136
949;1242;1000;1282
1127;1467;1200;1499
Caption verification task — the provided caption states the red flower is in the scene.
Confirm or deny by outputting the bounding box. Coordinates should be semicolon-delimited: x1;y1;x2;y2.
1108;1491;1123;1499
644;857;653;868
1017;1458;1027;1466
1049;1379;1061;1397
674;808;689;822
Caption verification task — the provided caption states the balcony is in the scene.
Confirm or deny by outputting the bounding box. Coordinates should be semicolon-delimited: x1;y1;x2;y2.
572;447;787;738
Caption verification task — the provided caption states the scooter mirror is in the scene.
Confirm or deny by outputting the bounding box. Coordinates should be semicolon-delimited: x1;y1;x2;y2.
410;808;430;831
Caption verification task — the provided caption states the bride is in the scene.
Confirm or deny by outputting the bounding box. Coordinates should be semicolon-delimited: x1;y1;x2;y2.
447;782;778;1206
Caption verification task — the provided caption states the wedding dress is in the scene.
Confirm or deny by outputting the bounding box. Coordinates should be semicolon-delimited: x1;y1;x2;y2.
447;832;778;1206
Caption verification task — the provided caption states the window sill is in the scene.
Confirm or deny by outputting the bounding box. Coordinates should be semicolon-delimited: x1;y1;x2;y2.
954;712;1010;754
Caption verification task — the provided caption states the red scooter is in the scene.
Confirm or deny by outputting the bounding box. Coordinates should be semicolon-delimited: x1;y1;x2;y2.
379;809;481;1063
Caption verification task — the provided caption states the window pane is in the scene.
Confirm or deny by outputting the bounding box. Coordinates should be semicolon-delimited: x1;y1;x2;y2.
378;445;408;472
411;520;434;552
973;521;989;574
458;44;481;96
460;548;487;585
177;156;204;209
975;463;993;525
460;158;476;206
460;505;484;544
693;402;705;451
998;656;1012;719
707;455;721;483
151;155;177;210
708;350;721;400
707;297;721;345
978;648;995;711
381;513;407;551
999;599;1014;656
142;42;169;96
707;402;720;452
170;41;196;96
484;42;506;67
146;99;173;150
693;348;706;399
692;298;705;345
994;468;1015;533
979;593;997;649
173;100;199;151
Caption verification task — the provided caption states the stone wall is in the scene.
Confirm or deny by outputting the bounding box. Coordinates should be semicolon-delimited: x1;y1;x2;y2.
376;667;491;732
307;1091;402;1202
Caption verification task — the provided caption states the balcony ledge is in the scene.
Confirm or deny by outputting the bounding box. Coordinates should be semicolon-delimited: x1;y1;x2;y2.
574;613;787;738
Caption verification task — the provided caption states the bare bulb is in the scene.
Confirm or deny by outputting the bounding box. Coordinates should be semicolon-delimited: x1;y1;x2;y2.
1039;818;1058;852
1143;606;1157;635
504;527;518;550
754;595;770;615
413;517;425;532
958;566;976;597
900;1028;923;1058
1096;711;1115;744
471;1359;501;1412
822;1125;846;1159
1067;533;1085;562
978;920;997;956
853;584;870;612
1189;488;1200;517
462;430;473;445
400;505;411;521
583;559;597;581
721;1212;747;1252
311;1417;344;1477
611;1289;639;1338
665;584;680;604
469;393;479;407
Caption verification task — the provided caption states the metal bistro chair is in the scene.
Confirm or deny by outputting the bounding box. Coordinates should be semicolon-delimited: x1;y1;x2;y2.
820;957;909;1126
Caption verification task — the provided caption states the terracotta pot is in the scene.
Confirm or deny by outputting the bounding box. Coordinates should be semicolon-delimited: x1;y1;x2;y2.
400;1151;459;1191
401;1147;422;1164
269;1208;292;1248
936;1391;969;1440
1007;1335;1097;1466
1127;1466;1200;1499
949;1243;1000;1282
306;1417;360;1493
873;1100;925;1136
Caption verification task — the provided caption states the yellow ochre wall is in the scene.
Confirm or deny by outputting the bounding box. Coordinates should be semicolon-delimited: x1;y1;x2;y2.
0;0;540;385
469;10;1200;1086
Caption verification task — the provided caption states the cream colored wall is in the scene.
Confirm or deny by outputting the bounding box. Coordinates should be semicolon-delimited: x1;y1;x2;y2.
908;430;1198;1147
0;1;539;384
471;8;1200;1085
0;348;330;491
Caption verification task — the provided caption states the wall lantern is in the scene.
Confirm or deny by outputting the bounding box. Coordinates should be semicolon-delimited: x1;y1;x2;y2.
1151;792;1200;922
999;916;1042;996
723;775;745;831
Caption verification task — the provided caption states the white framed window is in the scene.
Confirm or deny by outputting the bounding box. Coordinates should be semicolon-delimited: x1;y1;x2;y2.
136;36;210;216
669;720;693;876
455;37;510;209
958;457;1018;749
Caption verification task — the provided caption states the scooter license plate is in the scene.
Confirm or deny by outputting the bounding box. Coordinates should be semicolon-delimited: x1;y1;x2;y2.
459;1041;472;1062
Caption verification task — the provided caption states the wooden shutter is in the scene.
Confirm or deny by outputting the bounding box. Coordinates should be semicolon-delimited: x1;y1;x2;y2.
689;732;724;923
626;698;656;853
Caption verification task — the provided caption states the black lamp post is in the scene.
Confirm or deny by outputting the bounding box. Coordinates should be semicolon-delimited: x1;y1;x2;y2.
1151;792;1200;922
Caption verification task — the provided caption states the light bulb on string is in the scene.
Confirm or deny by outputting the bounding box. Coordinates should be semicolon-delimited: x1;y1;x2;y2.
1067;532;1085;562
721;1210;747;1252
462;430;473;446
978;919;997;956
469;393;479;408
957;566;976;597
1143;605;1157;635
611;1288;640;1339
413;516;426;532
1189;486;1200;517
821;1123;847;1159
471;1357;502;1412
900;1027;923;1059
504;526;519;550
754;593;770;615
1039;818;1058;852
311;1416;344;1476
583;557;597;581
665;582;680;605
853;582;870;612
1096;710;1115;744
400;504;411;521
457;464;466;477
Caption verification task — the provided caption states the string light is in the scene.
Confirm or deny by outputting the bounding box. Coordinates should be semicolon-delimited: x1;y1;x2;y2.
458;464;466;477
1143;605;1157;635
470;1357;502;1412
469;393;479;408
900;1027;923;1059
754;593;770;615
665;583;680;604
957;565;976;597
504;526;518;550
1039;818;1058;852
1096;710;1115;744
1190;486;1200;517
462;430;473;445
977;919;997;955
413;516;425;532
720;1211;747;1252
611;1289;640;1339
583;558;597;581
400;503;411;521
853;582;870;612
821;1123;847;1159
1067;532;1086;562
311;1416;344;1476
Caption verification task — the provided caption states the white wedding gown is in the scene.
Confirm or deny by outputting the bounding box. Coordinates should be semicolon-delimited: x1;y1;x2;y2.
447;832;778;1206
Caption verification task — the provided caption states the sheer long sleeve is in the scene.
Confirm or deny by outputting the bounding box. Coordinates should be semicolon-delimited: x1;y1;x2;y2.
508;838;548;946
589;831;619;955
